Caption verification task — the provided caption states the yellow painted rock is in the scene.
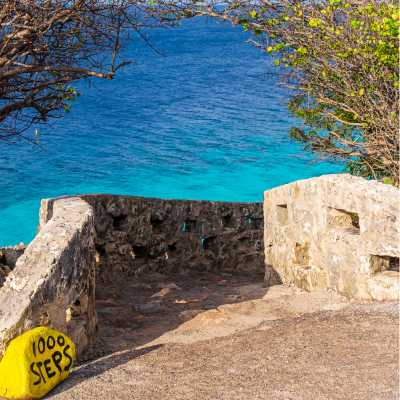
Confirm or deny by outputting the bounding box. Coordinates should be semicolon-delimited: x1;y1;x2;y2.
0;327;76;399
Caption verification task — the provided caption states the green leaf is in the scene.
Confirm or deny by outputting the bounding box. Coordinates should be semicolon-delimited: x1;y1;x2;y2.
383;177;394;185
249;10;257;19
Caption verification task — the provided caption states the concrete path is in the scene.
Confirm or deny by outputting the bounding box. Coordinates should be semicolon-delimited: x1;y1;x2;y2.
49;273;399;399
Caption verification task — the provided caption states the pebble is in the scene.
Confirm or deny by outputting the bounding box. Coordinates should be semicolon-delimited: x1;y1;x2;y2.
156;282;182;290
135;302;163;313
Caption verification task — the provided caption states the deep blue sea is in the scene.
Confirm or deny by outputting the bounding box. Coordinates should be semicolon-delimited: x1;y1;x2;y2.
0;17;342;246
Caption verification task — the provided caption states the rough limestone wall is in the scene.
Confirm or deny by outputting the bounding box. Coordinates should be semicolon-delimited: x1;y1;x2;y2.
0;198;96;357
0;245;25;287
264;174;400;300
42;195;264;281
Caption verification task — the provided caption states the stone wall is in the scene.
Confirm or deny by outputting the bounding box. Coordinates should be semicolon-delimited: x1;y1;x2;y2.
0;194;263;359
0;198;97;357
0;245;25;287
41;195;264;281
264;174;400;300
1;174;397;359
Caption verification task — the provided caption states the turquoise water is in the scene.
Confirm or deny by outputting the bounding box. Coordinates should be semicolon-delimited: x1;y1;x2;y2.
0;18;342;246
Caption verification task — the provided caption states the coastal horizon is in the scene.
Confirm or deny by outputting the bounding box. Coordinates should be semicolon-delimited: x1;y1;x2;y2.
0;17;341;246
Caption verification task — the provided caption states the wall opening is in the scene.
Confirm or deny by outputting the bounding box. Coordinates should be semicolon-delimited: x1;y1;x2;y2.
370;255;399;274
151;212;166;233
132;244;147;258
181;219;198;233
246;216;263;229
112;215;126;230
276;204;288;225
167;242;177;252
327;207;360;234
221;212;234;228
293;242;310;265
200;235;218;253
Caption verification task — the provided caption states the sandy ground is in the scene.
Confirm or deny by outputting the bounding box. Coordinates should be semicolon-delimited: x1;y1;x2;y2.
49;272;399;400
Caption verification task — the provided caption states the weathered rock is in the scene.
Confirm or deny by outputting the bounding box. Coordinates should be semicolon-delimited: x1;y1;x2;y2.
0;265;11;287
0;326;76;399
0;244;25;268
40;195;264;280
151;288;173;298
264;174;400;300
156;282;182;290
0;198;96;358
0;244;26;289
135;302;163;314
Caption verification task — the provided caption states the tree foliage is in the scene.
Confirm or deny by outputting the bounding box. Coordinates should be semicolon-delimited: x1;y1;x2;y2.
0;0;186;141
2;0;398;185
202;0;399;185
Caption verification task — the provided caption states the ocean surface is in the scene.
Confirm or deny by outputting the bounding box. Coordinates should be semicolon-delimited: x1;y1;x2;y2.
0;17;342;246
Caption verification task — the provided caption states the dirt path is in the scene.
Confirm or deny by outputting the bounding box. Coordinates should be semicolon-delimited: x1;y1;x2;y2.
49;272;399;399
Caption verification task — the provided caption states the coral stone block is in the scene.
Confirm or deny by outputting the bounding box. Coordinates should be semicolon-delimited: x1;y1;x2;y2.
0;327;76;399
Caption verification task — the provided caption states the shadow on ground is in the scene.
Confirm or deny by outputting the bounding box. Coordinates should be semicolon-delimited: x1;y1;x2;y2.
92;270;268;355
48;271;399;399
50;271;268;396
48;345;162;397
